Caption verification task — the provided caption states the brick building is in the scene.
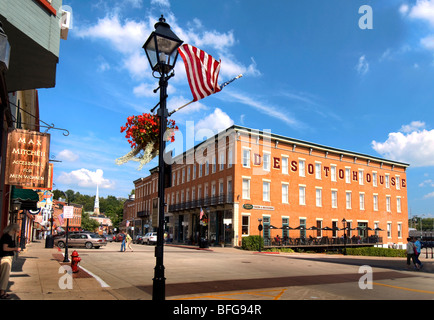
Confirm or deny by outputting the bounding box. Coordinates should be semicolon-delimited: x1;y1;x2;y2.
130;125;409;248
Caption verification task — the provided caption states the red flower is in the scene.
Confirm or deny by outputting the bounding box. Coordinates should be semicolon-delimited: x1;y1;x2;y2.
120;112;178;149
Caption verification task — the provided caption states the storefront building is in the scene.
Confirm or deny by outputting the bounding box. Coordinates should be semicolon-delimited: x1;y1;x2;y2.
132;125;409;248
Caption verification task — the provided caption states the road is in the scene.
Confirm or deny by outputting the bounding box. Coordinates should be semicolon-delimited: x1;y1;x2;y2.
75;242;434;300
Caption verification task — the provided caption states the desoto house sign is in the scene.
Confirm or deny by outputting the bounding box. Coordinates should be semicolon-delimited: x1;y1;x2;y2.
6;129;51;189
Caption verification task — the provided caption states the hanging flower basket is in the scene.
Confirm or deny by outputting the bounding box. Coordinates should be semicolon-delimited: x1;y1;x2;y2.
115;113;178;170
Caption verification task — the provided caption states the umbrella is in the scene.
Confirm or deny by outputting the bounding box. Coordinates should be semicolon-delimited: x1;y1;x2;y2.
280;226;293;230
375;227;384;231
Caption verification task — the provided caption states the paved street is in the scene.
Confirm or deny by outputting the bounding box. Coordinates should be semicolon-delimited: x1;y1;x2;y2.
69;242;434;300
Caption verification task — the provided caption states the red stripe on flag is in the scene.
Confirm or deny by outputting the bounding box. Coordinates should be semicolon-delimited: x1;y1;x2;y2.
178;44;221;102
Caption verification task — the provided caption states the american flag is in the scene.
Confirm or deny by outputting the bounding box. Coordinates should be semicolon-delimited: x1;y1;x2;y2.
178;44;222;102
200;207;204;220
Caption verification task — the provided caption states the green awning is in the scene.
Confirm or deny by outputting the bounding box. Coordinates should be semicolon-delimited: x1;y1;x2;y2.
11;186;39;210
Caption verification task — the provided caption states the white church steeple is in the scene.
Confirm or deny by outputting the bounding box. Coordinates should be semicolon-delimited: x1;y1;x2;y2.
94;184;100;215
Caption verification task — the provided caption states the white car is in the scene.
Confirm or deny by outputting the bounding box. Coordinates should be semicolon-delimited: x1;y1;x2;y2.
143;232;157;245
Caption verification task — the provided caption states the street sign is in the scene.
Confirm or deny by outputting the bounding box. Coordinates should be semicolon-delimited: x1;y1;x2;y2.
63;206;74;219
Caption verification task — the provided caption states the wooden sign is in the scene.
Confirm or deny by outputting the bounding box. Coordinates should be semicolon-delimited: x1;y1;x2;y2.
5;129;50;189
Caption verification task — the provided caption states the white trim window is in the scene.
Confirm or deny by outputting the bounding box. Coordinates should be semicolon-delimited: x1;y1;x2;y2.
299;185;306;205
263;181;271;201
242;178;251;199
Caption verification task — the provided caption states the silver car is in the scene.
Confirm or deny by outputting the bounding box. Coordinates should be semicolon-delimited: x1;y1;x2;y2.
143;232;157;245
55;232;107;249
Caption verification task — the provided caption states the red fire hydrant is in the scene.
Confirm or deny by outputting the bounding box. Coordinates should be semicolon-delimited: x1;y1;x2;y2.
70;250;81;273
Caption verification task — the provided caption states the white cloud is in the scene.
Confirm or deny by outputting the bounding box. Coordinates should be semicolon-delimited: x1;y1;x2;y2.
57;149;79;162
356;55;369;75
224;90;303;128
408;0;434;27
424;191;434;198
57;168;115;189
151;0;170;7
75;14;152;79
421;35;434;49
372;122;434;167
400;121;426;133
195;108;234;133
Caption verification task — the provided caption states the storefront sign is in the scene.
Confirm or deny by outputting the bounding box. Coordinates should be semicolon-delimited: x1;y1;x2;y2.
243;204;253;210
5;129;50;188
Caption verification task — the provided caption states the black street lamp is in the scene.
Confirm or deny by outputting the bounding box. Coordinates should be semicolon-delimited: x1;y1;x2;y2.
143;15;183;301
258;218;263;252
0;21;11;72
342;218;347;255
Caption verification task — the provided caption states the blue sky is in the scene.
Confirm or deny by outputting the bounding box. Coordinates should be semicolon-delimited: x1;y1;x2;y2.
38;0;434;219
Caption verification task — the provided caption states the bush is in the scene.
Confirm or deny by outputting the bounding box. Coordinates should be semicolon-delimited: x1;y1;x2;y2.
345;247;406;257
242;236;264;251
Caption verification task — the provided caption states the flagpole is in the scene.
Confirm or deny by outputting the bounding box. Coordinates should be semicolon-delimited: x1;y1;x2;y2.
168;100;194;116
168;74;243;116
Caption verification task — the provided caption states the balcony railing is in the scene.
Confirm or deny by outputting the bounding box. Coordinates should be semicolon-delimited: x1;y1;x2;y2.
169;193;234;212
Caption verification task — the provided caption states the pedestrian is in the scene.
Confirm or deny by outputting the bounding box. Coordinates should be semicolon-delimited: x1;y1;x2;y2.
120;231;126;252
406;237;420;270
126;233;133;252
0;223;21;299
414;237;423;269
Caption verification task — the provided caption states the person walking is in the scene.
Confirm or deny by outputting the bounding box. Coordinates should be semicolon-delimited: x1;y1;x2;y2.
0;224;21;299
126;233;133;252
414;237;423;269
120;231;126;252
406;237;420;270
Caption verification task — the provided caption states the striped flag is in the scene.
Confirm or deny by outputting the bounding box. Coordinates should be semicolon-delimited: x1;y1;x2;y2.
178;44;222;102
200;207;204;220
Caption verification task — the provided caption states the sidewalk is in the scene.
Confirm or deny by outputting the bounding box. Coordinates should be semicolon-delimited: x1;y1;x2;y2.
7;241;121;300
5;241;434;300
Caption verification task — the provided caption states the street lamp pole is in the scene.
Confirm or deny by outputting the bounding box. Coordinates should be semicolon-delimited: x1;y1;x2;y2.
143;15;183;301
342;218;347;255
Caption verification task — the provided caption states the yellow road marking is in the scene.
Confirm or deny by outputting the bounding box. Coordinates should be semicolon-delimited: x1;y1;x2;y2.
373;282;434;295
173;288;287;300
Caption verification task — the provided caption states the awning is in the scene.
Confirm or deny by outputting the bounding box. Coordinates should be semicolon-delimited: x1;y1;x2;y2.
11;186;39;210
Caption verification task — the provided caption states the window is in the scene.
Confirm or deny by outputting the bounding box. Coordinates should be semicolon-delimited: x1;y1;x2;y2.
387;223;392;238
193;165;196;180
299;185;306;205
398;223;402;238
315;163;321;179
228;148;233;168
242;215;250;235
346;192;352;209
263;153;271;171
282;183;289;204
373;172;378;187
385;174;390;188
316;188;322;207
397;197;401;213
359;170;364;185
199;163;202;178
242;149;250;168
205;160;209;175
242;178;250;199
396;176;400;190
345;168;351;184
263;181;270;201
331;165;337;182
373;194;378;211
187;167;190;182
219;152;225;171
331;190;338;208
359;193;365;210
282;157;288;174
299;159;305;177
386;196;391;212
212;155;216;173
182;168;185;183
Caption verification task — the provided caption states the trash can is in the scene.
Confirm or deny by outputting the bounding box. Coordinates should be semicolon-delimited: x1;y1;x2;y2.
199;237;209;248
45;235;54;248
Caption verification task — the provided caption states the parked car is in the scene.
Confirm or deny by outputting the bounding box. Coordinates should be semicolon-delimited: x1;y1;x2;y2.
54;232;107;249
143;232;157;245
134;234;143;244
114;233;125;242
102;234;114;242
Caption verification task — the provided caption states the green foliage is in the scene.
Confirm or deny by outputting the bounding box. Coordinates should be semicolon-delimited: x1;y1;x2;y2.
264;247;295;253
52;189;126;229
346;247;406;257
241;236;264;251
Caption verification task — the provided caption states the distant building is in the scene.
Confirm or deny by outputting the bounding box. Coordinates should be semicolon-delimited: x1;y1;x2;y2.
53;199;82;233
127;125;409;248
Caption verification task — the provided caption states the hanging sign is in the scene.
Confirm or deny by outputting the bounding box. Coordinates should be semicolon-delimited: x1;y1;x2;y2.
5;129;51;188
63;206;74;219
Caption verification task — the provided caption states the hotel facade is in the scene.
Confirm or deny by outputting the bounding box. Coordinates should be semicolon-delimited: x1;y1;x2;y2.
130;125;409;248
